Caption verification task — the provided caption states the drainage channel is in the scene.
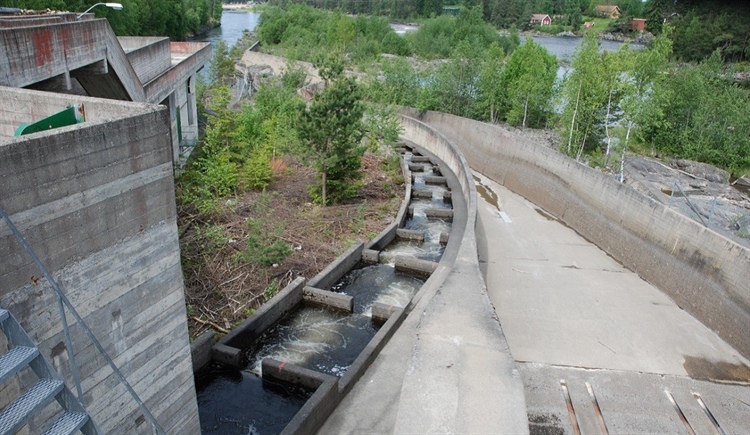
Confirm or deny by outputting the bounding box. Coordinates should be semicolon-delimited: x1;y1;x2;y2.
194;143;457;434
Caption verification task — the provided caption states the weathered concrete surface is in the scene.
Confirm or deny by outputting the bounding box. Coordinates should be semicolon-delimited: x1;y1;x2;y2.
190;331;216;373
307;242;364;290
318;118;527;434
119;37;172;85
474;173;750;433
0;17;209;164
0;88;199;433
402;108;750;362
220;276;304;350
303;286;354;312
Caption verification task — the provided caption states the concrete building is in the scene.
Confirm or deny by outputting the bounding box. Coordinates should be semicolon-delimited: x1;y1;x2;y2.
0;12;210;165
0;11;208;433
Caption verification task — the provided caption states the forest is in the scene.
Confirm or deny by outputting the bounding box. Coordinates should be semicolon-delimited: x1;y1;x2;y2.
175;3;749;328
264;0;750;62
5;0;222;39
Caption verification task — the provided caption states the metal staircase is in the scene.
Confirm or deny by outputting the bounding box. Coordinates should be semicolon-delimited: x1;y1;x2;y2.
0;308;99;435
0;205;165;435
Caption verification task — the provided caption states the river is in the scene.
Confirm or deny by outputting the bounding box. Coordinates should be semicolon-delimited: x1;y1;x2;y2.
196;10;636;64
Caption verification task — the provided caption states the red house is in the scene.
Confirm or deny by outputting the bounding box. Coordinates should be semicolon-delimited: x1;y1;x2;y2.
631;18;647;32
530;14;552;26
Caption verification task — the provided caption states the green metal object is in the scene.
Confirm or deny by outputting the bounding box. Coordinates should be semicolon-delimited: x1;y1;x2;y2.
14;103;86;136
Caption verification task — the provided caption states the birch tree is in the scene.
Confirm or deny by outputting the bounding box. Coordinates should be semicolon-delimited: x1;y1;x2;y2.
500;38;557;128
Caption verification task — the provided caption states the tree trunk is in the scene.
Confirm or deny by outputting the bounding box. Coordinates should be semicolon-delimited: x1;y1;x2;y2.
604;89;613;166
567;83;582;155
620;125;631;183
522;95;529;129
322;169;327;206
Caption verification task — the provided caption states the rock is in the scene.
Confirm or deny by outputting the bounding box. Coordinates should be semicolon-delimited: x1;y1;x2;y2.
556;31;577;38
671;159;730;184
734;176;750;188
734;214;750;236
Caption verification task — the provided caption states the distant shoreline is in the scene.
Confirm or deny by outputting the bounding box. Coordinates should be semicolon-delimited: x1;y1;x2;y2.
222;4;257;11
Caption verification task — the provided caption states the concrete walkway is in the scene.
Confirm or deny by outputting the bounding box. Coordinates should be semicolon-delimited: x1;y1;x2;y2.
474;171;750;434
318;167;750;434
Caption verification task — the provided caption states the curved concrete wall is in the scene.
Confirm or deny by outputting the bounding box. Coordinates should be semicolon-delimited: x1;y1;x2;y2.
400;108;750;360
395;115;527;433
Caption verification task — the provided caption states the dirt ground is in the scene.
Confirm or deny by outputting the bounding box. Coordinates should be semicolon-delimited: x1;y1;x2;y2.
180;152;403;338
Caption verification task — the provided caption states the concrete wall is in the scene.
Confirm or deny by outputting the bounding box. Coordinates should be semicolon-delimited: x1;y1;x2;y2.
119;37;172;85
393;115;528;433
400;108;750;360
0;19;145;101
0;87;199;433
0;85;145;138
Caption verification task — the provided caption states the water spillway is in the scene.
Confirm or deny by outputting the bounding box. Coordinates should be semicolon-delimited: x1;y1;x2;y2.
193;143;459;434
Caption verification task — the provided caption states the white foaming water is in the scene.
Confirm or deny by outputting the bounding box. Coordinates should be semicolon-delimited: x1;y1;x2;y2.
249;309;348;374
373;280;418;307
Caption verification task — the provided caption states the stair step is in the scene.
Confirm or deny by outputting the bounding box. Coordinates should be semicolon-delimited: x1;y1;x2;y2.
0;346;39;384
0;309;8;323
42;412;89;435
0;378;64;435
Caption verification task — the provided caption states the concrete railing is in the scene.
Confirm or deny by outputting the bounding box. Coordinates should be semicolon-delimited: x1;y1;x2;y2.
401;108;750;360
395;113;528;433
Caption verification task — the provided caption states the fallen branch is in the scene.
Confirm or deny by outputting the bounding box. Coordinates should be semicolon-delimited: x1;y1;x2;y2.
191;316;229;334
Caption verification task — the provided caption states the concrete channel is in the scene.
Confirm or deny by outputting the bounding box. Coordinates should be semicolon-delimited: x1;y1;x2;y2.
191;143;462;434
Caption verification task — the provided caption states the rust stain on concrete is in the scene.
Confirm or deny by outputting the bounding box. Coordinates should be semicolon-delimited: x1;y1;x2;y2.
31;27;53;66
684;356;750;383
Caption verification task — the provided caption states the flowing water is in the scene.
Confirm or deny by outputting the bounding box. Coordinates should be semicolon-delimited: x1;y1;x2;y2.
196;364;312;435
196;147;453;434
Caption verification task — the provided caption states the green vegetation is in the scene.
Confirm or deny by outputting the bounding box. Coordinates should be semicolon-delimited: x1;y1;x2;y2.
7;0;222;40
258;5;410;64
256;4;749;174
297;56;366;205
647;0;750;62
640;51;750;172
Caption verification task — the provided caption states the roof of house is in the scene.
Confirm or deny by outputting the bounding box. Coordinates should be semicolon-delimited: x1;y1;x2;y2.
595;5;621;14
530;14;551;21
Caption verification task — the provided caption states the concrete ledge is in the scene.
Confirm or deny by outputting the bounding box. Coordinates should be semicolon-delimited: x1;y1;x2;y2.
443;190;453;203
408;163;425;172
361;249;380;264
303;286;354;313
307;242;364;290
263;359;340;435
368;156;412;251
394;256;438;277
220;277;305;349
371;302;400;323
424;175;447;185
440;232;451;244
190;331;216;373
411;189;434;199
410;156;432;163
338;307;407;396
366;222;398;252
212;343;243;368
397;159;413;227
396;229;425;241
425;208;454;221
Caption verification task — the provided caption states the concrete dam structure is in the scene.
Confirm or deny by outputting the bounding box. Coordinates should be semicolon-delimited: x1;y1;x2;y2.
0;10;748;432
0;11;208;433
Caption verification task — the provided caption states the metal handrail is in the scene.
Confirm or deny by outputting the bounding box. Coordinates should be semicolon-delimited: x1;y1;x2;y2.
0;205;165;435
